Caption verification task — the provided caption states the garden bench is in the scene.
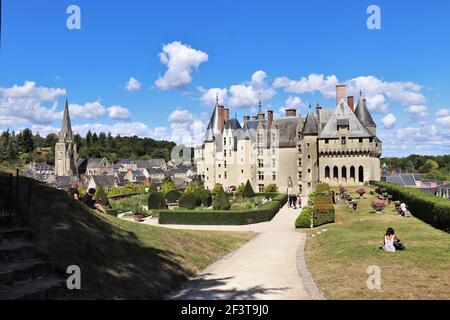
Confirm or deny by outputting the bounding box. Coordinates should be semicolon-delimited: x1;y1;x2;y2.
167;203;179;210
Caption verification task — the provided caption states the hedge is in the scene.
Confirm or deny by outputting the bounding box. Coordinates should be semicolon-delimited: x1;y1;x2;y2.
295;206;312;228
316;183;331;193
197;189;212;207
159;193;288;225
312;194;335;227
213;188;231;210
165;190;181;203
374;181;450;231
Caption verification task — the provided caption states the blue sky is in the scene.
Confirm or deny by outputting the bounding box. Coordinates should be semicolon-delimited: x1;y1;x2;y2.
0;0;449;156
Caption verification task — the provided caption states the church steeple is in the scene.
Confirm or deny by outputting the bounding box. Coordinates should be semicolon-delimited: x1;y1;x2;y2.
59;99;74;143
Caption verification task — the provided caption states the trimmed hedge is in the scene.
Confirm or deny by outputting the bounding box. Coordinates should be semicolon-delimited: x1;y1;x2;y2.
165;190;181;203
316;183;331;193
148;192;166;210
374;181;450;231
159;193;288;225
312;194;335;227
295;206;312;228
242;180;256;198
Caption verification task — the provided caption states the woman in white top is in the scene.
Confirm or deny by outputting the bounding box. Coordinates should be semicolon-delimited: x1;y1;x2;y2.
383;227;398;252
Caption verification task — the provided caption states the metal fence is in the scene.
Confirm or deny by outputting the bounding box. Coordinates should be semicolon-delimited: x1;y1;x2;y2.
0;170;33;228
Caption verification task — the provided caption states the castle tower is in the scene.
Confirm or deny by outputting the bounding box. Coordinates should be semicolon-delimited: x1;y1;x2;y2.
55;99;78;177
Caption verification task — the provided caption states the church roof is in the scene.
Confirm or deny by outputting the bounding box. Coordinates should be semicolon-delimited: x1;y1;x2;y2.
355;96;376;128
302;111;319;135
318;99;374;139
59;99;74;143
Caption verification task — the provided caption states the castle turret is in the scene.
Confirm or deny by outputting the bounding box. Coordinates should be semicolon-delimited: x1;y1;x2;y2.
354;92;376;135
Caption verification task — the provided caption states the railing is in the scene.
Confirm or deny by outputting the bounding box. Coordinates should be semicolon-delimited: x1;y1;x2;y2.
0;170;33;228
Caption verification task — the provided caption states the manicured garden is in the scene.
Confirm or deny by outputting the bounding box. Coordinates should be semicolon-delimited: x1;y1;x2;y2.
303;185;450;299
108;179;288;225
295;183;335;228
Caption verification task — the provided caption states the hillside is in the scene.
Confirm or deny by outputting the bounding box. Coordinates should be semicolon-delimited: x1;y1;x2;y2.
18;178;253;299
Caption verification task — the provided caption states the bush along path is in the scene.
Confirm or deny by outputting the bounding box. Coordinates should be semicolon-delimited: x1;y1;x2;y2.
168;199;323;300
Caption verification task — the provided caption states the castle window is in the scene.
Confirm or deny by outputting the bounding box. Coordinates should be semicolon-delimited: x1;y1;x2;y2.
224;172;227;179
359;166;364;183
224;161;227;168
307;143;310;147
241;169;244;174
218;164;221;168
333;166;338;179
325;166;330;178
341;137;346;145
359;138;363;143
325;139;329;144
258;159;264;168
272;159;276;167
224;137;227;145
258;184;265;192
308;168;311;173
308;155;311;159
224;150;227;157
369;138;373;143
272;172;276;180
218;174;221;178
258;171;264;180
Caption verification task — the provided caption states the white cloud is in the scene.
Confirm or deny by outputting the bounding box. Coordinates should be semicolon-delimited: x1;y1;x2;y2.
199;70;276;109
405;105;428;118
0;81;66;126
155;41;208;90
107;105;131;121
168;109;194;123
167;108;209;146
125;77;141;92
436;108;450;117
69;101;106;120
436;116;450;126
381;113;396;129
273;74;339;99
284;96;304;110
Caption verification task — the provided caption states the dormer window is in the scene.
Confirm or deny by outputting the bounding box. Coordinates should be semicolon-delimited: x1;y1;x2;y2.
341;137;347;145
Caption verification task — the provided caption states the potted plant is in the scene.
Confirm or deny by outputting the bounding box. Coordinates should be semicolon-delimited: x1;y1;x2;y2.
132;206;145;222
372;200;387;214
387;194;393;204
355;188;367;199
352;200;358;211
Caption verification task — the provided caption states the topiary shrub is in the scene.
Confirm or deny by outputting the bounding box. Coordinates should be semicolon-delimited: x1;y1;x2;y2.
94;185;110;207
148;192;166;210
213;188;231;210
242;180;255;198
296;206;312;228
197;189;212;207
237;183;245;193
185;181;203;194
165;190;181;203
179;192;202;210
148;181;158;193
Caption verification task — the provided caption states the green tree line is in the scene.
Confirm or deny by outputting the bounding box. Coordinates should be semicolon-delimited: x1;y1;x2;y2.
381;154;450;181
0;128;177;167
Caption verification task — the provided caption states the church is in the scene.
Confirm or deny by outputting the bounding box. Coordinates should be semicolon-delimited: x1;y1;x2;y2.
195;84;382;195
55;100;78;177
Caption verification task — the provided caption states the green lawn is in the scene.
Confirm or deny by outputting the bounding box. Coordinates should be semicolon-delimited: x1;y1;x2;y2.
24;178;254;299
304;186;450;300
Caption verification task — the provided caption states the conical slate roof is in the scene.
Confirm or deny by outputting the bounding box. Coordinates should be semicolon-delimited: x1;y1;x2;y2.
302;110;319;135
59;99;74;142
355;96;376;128
204;103;223;142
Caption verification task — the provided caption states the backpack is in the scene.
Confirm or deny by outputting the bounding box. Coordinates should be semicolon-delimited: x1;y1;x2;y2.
394;240;406;251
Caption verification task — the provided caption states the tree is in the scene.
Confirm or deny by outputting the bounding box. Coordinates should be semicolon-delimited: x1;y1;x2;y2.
148;181;158;193
18;128;34;153
242;180;255;198
185;181;203;194
160;179;176;193
212;188;230;210
263;184;278;193
94;185;110;207
212;183;223;193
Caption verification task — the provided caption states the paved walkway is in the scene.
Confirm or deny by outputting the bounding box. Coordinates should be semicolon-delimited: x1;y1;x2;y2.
120;198;324;300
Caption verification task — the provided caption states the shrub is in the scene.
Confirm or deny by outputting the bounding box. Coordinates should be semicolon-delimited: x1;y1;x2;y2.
165;190;181;203
94;185;110;207
237;183;245;193
213;188;231;210
242;180;255;198
185;181;203;194
148;192;166;210
159;193;287;225
296;206;312;228
355;188;367;198
374;181;450;231
212;183;224;193
148;181;158;193
372;200;387;212
178;192;201;210
197;189;212;207
312;194;335;227
316;183;331;193
264;183;278;193
160;179;177;193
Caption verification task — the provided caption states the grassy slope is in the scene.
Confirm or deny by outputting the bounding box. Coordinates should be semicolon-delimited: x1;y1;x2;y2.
25;179;253;299
304;186;450;300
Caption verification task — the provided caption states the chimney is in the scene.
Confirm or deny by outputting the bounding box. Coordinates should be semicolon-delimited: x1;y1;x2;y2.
218;105;225;131
347;96;354;112
336;84;346;104
267;110;273;129
223;108;230;121
315;103;322;116
243;115;250;125
285;108;297;117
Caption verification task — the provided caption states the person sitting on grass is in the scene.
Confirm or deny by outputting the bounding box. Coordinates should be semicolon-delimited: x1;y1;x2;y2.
68;182;80;201
81;188;107;214
380;227;405;252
